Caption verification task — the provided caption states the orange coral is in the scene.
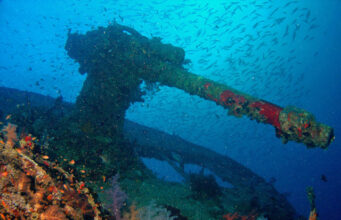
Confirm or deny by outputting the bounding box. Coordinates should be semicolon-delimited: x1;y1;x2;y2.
309;209;318;220
1;123;18;147
40;205;67;220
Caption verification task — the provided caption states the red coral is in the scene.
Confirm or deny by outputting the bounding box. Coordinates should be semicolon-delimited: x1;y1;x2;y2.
223;213;239;220
220;90;246;106
219;90;247;116
250;101;282;129
223;212;257;220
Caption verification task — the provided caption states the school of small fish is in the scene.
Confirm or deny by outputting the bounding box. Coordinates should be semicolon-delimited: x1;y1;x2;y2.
111;0;319;105
0;0;321;148
0;0;320;105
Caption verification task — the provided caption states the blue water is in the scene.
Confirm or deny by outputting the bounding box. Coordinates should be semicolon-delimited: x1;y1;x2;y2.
1;0;340;219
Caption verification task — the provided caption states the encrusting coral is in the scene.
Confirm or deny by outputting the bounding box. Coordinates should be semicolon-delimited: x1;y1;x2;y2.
0;123;101;219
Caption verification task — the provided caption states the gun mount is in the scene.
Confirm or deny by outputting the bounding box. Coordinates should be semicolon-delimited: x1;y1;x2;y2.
66;23;334;149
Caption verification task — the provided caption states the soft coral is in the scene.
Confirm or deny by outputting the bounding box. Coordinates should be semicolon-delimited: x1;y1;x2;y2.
1;123;18;147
